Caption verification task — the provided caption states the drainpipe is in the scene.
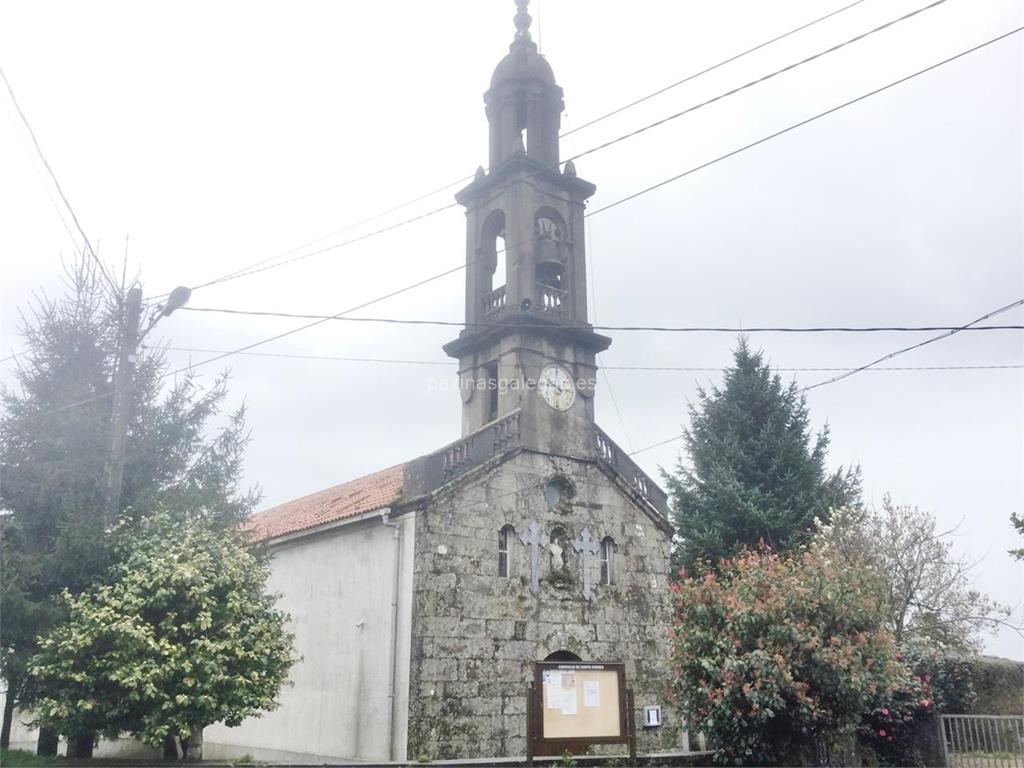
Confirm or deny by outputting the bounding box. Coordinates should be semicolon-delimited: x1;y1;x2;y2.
381;508;401;762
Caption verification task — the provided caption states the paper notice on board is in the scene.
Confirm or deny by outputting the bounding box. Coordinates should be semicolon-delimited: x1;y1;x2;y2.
560;690;578;715
560;673;578;715
583;680;600;708
543;671;562;709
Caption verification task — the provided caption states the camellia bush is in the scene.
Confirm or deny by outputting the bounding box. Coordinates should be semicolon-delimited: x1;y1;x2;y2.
859;649;977;767
669;547;913;766
28;511;296;759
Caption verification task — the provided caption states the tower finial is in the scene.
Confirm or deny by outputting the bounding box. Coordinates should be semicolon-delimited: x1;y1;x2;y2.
513;0;532;42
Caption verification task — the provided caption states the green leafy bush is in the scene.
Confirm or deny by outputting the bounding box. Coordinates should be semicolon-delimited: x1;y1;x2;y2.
27;511;297;757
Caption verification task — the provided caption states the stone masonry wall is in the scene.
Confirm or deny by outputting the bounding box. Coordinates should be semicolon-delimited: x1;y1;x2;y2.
405;449;679;760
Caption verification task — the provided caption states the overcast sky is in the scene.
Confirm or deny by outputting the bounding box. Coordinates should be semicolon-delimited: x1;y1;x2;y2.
1;0;1021;657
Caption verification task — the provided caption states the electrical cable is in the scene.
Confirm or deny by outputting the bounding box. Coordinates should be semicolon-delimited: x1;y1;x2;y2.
0;65;119;295
560;0;869;137
626;297;1024;456
177;306;1024;335
178;0;871;296
799;298;1024;391
158;346;1023;374
22;26;1023;419
183;0;947;294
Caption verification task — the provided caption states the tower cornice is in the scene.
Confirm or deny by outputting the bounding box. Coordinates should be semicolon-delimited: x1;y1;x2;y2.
442;312;611;360
455;158;596;207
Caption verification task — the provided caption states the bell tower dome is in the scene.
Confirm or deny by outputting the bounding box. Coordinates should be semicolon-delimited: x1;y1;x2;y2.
444;0;611;455
485;0;562;170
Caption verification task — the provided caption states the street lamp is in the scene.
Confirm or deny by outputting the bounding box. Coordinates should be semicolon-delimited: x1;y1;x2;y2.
104;284;191;527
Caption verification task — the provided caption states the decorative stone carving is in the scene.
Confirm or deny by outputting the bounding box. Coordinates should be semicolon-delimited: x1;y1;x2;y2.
572;526;600;601
518;519;549;595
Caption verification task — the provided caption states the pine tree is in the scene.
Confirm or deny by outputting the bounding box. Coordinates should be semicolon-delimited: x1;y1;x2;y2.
664;337;860;572
1010;513;1024;561
0;260;259;752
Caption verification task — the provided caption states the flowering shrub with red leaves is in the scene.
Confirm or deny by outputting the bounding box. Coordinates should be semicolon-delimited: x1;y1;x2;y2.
669;546;911;766
858;650;975;766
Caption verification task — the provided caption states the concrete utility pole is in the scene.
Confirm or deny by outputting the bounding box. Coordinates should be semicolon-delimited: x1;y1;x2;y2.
104;283;191;528
104;285;143;529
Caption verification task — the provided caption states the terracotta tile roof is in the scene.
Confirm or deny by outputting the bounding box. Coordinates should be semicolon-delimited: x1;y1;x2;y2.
244;463;405;543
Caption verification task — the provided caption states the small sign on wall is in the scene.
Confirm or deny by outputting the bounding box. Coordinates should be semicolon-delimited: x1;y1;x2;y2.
643;705;662;728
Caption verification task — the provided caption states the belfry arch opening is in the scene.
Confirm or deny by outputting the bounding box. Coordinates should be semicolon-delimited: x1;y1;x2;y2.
494;233;507;292
535;208;567;309
480;210;507;316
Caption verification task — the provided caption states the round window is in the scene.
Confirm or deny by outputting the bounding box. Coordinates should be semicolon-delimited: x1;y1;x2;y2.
543;476;575;507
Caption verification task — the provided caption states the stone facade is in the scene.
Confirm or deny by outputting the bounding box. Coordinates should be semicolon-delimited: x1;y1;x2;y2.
192;3;686;762
405;447;678;760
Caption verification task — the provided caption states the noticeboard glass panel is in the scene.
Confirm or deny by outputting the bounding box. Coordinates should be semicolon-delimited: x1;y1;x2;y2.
540;665;622;739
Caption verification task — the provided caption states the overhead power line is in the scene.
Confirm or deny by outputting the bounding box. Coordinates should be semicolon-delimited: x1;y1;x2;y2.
24;25;1023;419
560;0;868;137
159;346;1022;374
563;0;947;174
626;297;1024;457
800;298;1024;391
185;0;946;294
178;306;1024;334
629;436;686;457
0;65;118;295
590;25;1024;217
183;0;869;295
187;201;459;292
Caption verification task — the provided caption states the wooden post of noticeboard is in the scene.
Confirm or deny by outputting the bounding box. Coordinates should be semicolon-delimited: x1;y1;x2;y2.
526;661;636;766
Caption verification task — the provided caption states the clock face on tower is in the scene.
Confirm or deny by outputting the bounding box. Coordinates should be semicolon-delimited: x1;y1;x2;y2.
537;364;576;411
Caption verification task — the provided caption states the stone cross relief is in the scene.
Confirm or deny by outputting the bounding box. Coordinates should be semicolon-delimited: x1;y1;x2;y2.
519;520;549;596
572;527;600;601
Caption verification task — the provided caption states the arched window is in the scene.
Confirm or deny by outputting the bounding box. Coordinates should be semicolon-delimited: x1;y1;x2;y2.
600;537;616;586
480;209;507;297
498;524;515;578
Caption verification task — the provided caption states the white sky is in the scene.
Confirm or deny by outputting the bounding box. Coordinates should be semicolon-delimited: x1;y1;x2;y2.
1;0;1021;657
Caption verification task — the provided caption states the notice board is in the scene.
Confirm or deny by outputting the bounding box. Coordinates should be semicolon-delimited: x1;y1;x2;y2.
527;661;634;764
541;666;621;738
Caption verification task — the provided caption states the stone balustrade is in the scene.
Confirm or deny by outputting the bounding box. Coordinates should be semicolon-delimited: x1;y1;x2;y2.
594;426;670;518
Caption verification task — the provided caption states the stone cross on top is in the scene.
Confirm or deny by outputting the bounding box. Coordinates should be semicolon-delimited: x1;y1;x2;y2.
572;527;600;601
519;520;549;595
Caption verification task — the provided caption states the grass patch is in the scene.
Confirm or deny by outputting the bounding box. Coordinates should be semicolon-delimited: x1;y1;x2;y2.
0;748;62;767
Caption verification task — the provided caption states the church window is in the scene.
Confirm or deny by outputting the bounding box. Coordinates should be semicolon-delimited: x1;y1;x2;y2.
543;476;575;508
485;362;499;422
600;537;616;586
498;524;515;577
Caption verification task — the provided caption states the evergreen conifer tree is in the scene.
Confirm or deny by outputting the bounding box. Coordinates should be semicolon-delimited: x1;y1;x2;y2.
0;260;258;753
664;337;860;572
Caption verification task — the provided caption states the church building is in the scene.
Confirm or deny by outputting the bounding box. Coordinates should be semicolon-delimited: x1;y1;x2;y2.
205;2;679;761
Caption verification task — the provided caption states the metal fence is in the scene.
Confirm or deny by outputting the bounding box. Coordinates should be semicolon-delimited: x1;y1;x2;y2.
940;714;1024;768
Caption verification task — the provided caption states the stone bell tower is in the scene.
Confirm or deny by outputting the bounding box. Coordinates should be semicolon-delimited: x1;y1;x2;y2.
443;0;611;458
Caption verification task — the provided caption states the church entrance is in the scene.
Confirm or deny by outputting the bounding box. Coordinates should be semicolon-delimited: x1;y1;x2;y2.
544;650;582;662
